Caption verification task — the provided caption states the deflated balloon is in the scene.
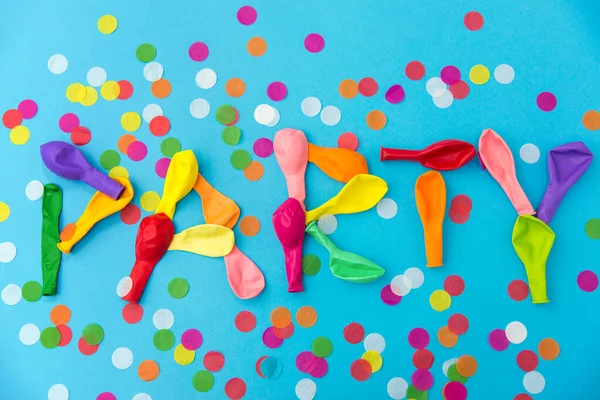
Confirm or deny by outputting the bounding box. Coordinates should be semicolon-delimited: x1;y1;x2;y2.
154;150;198;220
274;128;308;208
415;171;446;267
273;198;306;292
168;224;235;257
41;184;63;296
380;139;476;171
308;142;369;182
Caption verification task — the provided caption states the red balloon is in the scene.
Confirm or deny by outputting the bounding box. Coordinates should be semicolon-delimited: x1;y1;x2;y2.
380;139;476;171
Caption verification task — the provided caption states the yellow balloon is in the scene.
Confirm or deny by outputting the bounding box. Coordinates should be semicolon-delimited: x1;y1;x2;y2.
305;174;388;224
155;150;198;220
58;176;134;254
168;224;235;257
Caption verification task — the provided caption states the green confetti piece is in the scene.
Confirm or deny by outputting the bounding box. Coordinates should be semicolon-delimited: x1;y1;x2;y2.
311;336;333;358
448;363;468;384
153;329;175;351
216;105;236;125
99;150;121;170
221;126;241;146
21;281;42;302
82;323;104;345
192;370;215;392
168;277;189;299
40;326;61;349
160;137;181;158
230;149;251;170
136;43;156;63
302;254;321;276
585;218;600;239
406;384;428;400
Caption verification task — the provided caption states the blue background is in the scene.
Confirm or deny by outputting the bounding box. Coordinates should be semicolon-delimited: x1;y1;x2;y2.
1;0;600;398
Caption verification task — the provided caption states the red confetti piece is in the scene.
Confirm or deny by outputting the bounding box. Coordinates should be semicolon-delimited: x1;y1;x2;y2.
120;204;141;225
149;115;171;136
514;394;533;400
449;80;470;100
338;132;359;150
204;351;225;372
57;325;72;346
412;349;434;369
447;314;469;335
350;359;372;381
405;61;426;81
224;378;246;400
255;356;268;378
444;275;465;296
450;195;472;214
508;280;530;301
234;310;257;333
343;322;364;344
273;322;295;340
449;209;470;224
464;11;484;31
358;77;378;97
78;336;99;355
70;126;91;146
122;303;143;324
2;109;22;129
117;80;134;100
516;350;538;372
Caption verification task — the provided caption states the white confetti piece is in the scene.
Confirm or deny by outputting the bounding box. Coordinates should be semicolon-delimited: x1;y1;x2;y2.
505;321;528;344
320;105;341;126
520;143;540;164
391;275;411;296
523;371;545;394
19;323;40;345
442;358;458;377
116;277;133;297
48;384;69;400
142;104;163;123
0;242;17;263
494;64;515;84
1;284;21;305
387;377;408;400
426;77;447;97
364;333;386;353
301;97;321;117
152;309;174;330
433;90;454;109
190;99;210;119
254;104;276;125
87;67;107;87
143;62;164;82
25;180;44;201
112;347;134;370
377;198;397;219
132;394;152;400
404;267;425;289
317;214;337;235
48;54;68;75
266;107;280;127
195;68;217;89
295;378;317;400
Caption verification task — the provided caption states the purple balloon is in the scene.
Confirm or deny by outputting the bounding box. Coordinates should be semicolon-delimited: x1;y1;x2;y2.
40;141;124;199
537;142;593;224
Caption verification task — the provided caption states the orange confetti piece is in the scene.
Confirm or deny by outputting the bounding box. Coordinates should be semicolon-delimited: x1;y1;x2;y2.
138;360;160;381
117;134;137;154
538;338;560;360
226;78;246;98
456;355;478;377
270;306;292;329
151;78;172;99
296;306;318;328
239;216;260;236
243;161;264;181
247;37;267;57
366;110;387;130
437;326;458;348
50;304;71;326
338;79;359;99
582;110;600;131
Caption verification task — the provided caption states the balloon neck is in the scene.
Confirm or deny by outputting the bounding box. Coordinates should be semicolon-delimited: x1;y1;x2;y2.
380;147;421;161
285;246;304;292
307;142;322;163
525;262;549;304
122;260;157;303
536;184;566;225
81;168;125;200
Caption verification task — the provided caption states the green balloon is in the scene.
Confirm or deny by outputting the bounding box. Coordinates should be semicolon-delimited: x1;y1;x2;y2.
41;184;62;296
305;221;385;283
512;215;555;304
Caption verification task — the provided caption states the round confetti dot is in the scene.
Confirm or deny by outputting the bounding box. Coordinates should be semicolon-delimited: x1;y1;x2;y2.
582;110;600;130
426;77;447;97
181;328;203;351
9;125;30;145
320;105;341;126
380;284;401;305
136;43;156;62
151;79;171;98
48;54;68;75
153;309;174;330
443;358;458;377
87;67;107;87
295;379;317;400
66;83;86;103
127;141;147;161
469;65;490;85
450;195;472;214
122;303;143;324
508;280;530;301
117;80;134;100
296;351;318;373
494;64;515;84
444;275;465;296
412;369;433;391
153;329;175;351
225;377;246;399
405;60;425;80
230;150;252;170
225;78;246;98
40;326;61;349
155;158;170;178
364;332;385;353
344;322;364;344
97;14;117;34
366;110;386;130
57;325;72;346
99;150;121;170
441;66;461;85
70;126;91;146
387;377;409;400
18;99;37;119
430;290;452;311
143;62;163;82
408;328;430;349
489;328;509;351
304;33;325;53
437;326;459;348
116;275;133;297
506;321;528;344
404;267;425;289
538;338;560;360
385;84;405;104
78;336;99;355
537;91;557;111
138;360;160;381
19;323;40;345
2;284;21;305
523;371;545;394
514;394;533;400
312;336;333;358
456;355;478;377
237;5;257;25
121;112;141;132
244;161;264;181
168;277;189;299
578;270;598;292
251;138;273;158
196;68;217;89
302;254;321;276
338;79;359;99
0;241;16;263
141;105;162;124
82;323;104;345
273;322;294;339
132;394;151;400
117;134;136;154
59;113;79;133
112;347;134;370
216;105;236;125
350;359;372;382
317;214;337;235
270;306;292;328
247;36;267;56
517;350;539;372
254;104;275;125
235;310;256;333
50;305;71;325
464;11;484;31
444;381;468;400
296;306;317;328
448;313;469;335
22;281;42;302
519;143;540;164
120;204;141;224
188;41;209;62
204;351;225;372
97;393;116;400
586;218;600;239
301;97;321;117
448;364;468;384
267;81;288;101
100;81;120;100
239;216;260;236
449;80;470;100
173;344;195;366
412;349;434;369
48;384;69;400
192;370;215;392
189;98;211;119
391;274;411;296
0;202;9;222
160;137;181;158
376;198;397;219
434;90;454;109
362;350;383;372
262;326;283;349
337;132;358;150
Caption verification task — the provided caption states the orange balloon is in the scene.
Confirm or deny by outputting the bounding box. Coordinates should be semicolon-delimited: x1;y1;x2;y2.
415;170;446;267
307;142;368;183
193;173;240;229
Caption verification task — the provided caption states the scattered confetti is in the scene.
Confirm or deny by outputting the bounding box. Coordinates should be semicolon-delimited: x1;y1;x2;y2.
520;143;540;164
301;97;321;117
304;33;325;53
494;64;515;84
364;333;385;353
168;277;189;299
112;347;134;369
523;371;545;394
405;61;426;80
143;62;164;82
122;303;143;324
538;338;560;360
136;43;157;63
296;306;318;328
517;350;539;372
344;322;365;344
2;283;21;305
154;329;175;351
19;323;40;345
153;309;175;330
48;54;68;75
174;344;195;366
338;132;359;150
190;98;211;119
138;360;160;381
537;92;557;111
98;15;118;34
267;81;288;101
192;370;215;392
429;289;451;311
387;377;408;400
366;110;386;130
317;214;337;234
196;68;217;89
577;270;598;292
362;350;383;372
444;275;465;296
380;284;401;305
376;198;397;219
508;280;530;301
247;36;267;57
18;99;38;119
21;281;42;302
320;105;341;126
189;42;209;62
350;359;372;381
505;321;528;344
464;11;484;31
295;378;317;400
438;326;459;348
488;328;510;351
302;254;321;276
469;65;490;85
312;336;333;358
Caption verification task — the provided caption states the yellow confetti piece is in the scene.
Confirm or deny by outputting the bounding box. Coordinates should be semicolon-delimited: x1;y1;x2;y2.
10;125;30;145
109;166;129;179
361;350;383;372
173;344;195;366
469;65;490;85
140;191;161;212
98;15;118;34
80;86;98;107
121;112;142;132
66;83;86;103
429;289;452;312
0;202;10;222
100;80;121;101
